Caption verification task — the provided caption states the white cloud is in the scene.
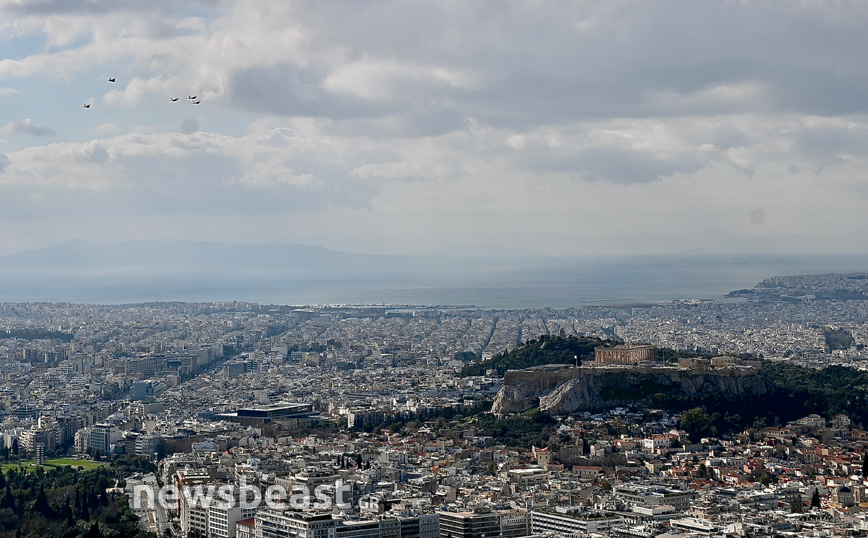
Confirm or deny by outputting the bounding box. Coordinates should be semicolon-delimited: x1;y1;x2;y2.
323;60;478;100
2;104;868;251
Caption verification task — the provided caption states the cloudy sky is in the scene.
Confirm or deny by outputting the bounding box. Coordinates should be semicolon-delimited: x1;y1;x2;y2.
0;0;866;256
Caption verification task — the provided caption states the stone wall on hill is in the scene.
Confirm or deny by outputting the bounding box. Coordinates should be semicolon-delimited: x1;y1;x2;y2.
491;363;768;415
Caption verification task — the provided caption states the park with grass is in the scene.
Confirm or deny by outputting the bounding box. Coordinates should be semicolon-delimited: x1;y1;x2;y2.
1;457;104;473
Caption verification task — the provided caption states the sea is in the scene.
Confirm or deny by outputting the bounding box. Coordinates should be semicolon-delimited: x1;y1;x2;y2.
1;253;867;309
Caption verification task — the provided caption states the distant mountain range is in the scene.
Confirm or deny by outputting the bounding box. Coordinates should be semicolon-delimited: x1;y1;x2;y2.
3;227;867;273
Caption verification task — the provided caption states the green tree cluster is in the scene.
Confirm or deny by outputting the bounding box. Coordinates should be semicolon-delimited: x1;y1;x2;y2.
823;327;855;351
0;458;154;538
760;361;868;426
460;334;620;377
0;329;73;342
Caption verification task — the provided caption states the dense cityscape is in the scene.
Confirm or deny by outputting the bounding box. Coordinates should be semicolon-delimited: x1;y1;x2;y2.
2;0;865;537
2;274;868;537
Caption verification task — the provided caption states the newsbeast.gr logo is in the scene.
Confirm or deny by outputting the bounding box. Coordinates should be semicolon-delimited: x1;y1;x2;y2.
132;477;369;511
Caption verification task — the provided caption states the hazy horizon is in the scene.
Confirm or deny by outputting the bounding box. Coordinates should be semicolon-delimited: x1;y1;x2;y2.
0;240;867;308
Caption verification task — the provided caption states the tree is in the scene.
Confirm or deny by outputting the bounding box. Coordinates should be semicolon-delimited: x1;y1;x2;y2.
811;489;821;508
681;407;711;441
33;484;52;517
63;498;74;526
862;452;868;477
155;439;168;460
3;484;15;510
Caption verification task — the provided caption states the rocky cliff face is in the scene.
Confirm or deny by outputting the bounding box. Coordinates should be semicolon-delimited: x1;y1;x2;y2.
491;364;768;415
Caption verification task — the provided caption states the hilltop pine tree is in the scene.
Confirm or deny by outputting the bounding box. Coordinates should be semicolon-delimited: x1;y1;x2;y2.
33;484;52;517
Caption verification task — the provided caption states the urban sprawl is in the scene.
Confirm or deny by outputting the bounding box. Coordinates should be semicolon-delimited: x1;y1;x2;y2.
4;284;868;538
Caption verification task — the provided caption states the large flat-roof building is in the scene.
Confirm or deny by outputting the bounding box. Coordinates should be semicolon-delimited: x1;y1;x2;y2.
254;509;437;538
437;511;500;538
613;484;695;511
530;510;623;535
216;403;316;426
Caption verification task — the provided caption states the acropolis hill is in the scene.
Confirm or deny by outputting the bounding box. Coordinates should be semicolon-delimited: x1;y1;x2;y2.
491;347;768;415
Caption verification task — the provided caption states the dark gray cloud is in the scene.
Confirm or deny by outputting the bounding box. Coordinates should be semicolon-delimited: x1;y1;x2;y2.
216;1;868;129
227;64;402;120
793;121;868;158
